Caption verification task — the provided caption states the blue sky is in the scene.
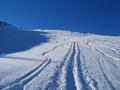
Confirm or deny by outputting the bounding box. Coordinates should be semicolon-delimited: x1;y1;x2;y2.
0;0;120;35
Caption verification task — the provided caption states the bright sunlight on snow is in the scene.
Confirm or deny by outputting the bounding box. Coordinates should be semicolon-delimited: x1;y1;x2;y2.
0;22;120;90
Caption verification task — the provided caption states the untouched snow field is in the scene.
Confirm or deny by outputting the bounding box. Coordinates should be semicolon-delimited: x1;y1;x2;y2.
0;29;120;90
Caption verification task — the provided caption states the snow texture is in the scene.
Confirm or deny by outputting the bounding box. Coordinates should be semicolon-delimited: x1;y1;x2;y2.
0;23;120;90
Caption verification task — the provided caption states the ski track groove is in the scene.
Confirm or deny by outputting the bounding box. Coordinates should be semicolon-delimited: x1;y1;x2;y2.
1;40;119;90
79;46;98;90
46;42;99;90
73;42;82;90
103;57;118;69
96;47;117;90
57;42;76;90
90;42;119;90
88;43;120;55
96;57;116;90
44;42;73;90
1;58;51;90
90;44;119;68
66;42;76;90
96;48;120;62
42;44;63;56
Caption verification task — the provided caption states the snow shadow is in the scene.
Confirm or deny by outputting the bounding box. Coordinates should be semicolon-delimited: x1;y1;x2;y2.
0;29;48;55
0;56;43;62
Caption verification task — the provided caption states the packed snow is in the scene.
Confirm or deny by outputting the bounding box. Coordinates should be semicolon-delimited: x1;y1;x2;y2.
0;23;120;90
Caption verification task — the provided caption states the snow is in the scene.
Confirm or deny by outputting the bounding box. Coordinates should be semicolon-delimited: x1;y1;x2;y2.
0;25;120;90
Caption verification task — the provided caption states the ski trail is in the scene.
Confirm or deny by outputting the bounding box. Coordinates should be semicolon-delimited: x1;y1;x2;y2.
57;42;76;90
46;42;98;90
96;48;120;62
73;42;90;90
58;42;98;90
78;46;98;90
73;42;82;90
101;54;118;69
44;42;73;90
2;58;51;90
104;57;118;69
42;44;62;56
66;42;76;90
88;43;120;55
97;57;116;90
90;44;120;68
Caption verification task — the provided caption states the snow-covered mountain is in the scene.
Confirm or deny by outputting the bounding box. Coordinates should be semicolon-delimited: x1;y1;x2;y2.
0;22;120;90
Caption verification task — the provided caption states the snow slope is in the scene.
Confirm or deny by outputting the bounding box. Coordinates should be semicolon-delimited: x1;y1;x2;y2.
0;26;120;90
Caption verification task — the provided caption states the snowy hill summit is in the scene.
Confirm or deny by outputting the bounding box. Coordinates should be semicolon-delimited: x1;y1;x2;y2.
0;21;120;90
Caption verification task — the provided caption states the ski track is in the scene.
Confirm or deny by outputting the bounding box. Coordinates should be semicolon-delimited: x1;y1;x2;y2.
57;42;75;90
1;58;51;90
45;41;99;90
42;44;63;56
96;48;120;62
66;42;76;90
79;46;98;90
1;42;119;90
96;57;116;90
103;57;118;69
73;42;89;90
44;42;73;90
73;42;82;90
89;43;120;68
0;29;120;90
88;43;120;55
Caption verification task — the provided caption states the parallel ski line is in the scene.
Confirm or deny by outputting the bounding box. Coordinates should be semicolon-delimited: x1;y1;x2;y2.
77;48;90;90
57;42;76;90
79;46;98;90
95;48;118;69
97;57;116;90
44;42;73;90
66;42;76;90
96;48;120;62
2;59;51;90
88;43;120;55
73;42;82;90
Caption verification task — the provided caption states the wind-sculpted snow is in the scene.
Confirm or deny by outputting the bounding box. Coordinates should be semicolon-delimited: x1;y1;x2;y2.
0;29;120;90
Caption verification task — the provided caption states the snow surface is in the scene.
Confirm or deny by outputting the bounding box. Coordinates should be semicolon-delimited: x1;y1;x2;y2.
0;28;120;90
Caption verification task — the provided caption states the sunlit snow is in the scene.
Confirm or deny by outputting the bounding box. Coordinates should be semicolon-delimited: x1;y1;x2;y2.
0;22;120;90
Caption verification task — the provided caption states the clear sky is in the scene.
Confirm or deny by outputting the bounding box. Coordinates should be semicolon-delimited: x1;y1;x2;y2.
0;0;120;35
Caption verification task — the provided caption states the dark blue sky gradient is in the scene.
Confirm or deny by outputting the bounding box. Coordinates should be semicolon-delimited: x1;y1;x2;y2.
0;0;120;35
